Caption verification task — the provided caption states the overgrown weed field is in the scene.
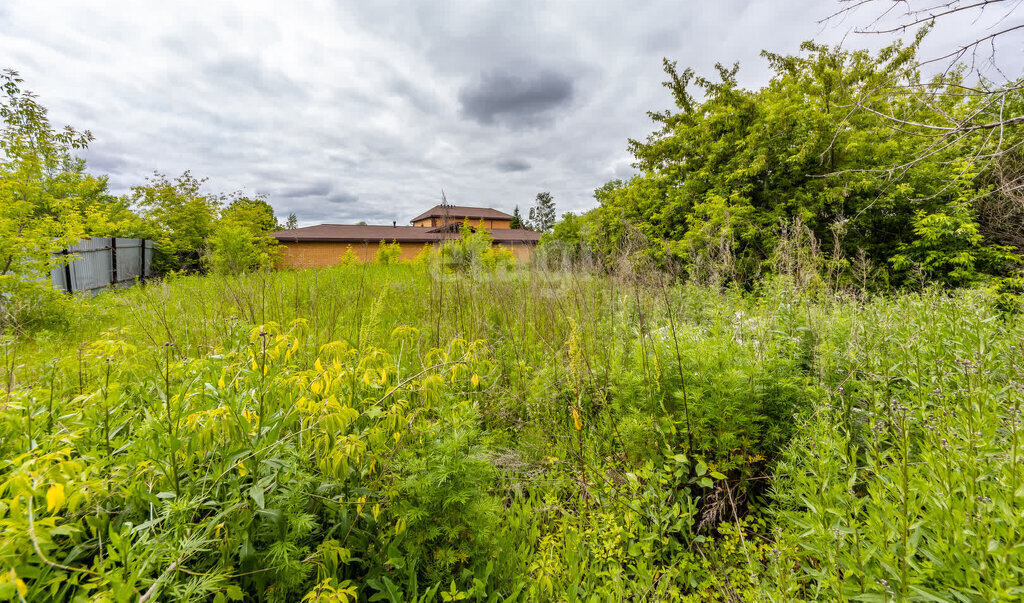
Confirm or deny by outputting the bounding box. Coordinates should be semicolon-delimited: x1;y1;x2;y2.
2;264;1023;601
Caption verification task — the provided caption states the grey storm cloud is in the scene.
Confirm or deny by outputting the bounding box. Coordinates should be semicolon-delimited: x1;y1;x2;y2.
298;191;364;218
2;0;1018;227
325;191;359;205
496;158;531;172
203;57;307;100
459;70;574;127
278;182;334;198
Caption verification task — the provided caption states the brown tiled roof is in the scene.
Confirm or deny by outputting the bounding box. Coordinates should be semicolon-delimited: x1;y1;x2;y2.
488;229;542;243
410;205;514;223
271;224;540;244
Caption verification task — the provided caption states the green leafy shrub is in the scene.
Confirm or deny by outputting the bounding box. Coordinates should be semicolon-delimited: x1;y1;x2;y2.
0;277;76;335
375;240;402;265
338;244;361;265
385;397;500;584
206;222;278;274
439;225;513;272
411;244;435;266
768;291;1024;601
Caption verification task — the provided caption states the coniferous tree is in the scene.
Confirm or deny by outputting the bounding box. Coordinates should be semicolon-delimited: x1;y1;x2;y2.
528;192;556;232
510;205;524;229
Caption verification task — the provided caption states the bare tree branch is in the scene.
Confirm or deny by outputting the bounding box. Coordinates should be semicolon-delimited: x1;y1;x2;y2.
821;0;1024;175
824;0;1024;82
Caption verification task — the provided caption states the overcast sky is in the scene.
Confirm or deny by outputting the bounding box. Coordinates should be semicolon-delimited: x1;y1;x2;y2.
2;1;1021;226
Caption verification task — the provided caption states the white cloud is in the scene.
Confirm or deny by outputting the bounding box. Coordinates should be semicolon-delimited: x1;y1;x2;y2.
1;0;1019;226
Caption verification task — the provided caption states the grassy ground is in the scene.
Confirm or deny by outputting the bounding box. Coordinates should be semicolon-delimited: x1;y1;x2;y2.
1;264;1023;601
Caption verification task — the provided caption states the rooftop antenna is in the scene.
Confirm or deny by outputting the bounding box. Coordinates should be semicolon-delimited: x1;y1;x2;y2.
440;189;452;234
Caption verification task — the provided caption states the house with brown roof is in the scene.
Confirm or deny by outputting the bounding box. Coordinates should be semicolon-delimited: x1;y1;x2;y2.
411;205;515;229
271;205;540;268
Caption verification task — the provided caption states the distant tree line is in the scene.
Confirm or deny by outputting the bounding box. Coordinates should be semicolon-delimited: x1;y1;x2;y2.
0;68;293;328
511;191;557;232
127;171;281;275
0;70;287;282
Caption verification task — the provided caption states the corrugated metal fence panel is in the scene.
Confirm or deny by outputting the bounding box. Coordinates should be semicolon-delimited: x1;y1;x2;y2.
69;237;113;293
66;237;111;253
49;237;153;294
51;260;68;292
115;238;143;283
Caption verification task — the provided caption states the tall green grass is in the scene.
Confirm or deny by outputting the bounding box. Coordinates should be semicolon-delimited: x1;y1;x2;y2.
1;264;1022;601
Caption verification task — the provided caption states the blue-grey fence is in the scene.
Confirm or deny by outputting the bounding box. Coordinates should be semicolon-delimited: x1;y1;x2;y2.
51;238;154;295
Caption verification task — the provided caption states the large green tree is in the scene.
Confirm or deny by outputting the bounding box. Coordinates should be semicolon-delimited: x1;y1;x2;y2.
580;37;1020;287
206;193;280;274
0;70;96;279
0;69;151;328
220;194;279;233
129;171;220;274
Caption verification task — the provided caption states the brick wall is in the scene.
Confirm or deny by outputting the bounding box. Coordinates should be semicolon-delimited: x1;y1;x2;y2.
277;240;535;268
